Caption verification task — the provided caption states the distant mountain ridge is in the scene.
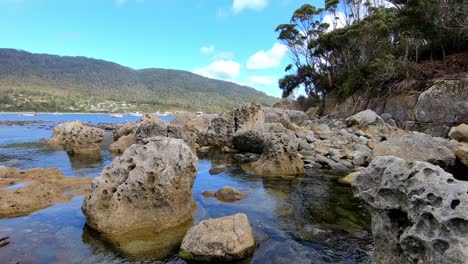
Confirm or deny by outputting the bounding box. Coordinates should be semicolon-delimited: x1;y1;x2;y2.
0;49;277;112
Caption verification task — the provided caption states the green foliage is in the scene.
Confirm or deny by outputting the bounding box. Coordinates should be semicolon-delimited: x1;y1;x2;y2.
277;0;468;101
0;49;276;112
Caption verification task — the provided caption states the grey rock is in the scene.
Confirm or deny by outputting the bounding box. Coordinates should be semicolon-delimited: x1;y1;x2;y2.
353;156;468;264
372;132;456;168
82;137;197;237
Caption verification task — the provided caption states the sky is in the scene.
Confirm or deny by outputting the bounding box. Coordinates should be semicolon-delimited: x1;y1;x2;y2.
0;0;321;97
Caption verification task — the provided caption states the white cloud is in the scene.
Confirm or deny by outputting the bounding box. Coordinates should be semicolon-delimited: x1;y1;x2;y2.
249;76;278;86
246;43;288;70
213;51;235;60
116;0;127;5
200;45;215;54
322;12;347;31
232;0;268;13
194;60;241;81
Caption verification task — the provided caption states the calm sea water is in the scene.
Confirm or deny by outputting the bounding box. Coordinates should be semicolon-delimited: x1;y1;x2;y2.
0;114;373;264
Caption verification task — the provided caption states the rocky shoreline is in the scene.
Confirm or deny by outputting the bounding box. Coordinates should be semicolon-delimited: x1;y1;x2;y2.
1;100;467;263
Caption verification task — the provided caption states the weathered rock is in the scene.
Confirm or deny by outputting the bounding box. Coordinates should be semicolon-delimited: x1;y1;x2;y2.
372;132;456;168
272;98;304;111
82;137;197;237
135;121;168;144
242;133;304;177
414;79;468;124
202;186;246;202
171;112;214;133
109;133;136;154
197;103;264;147
449;124;468;143
140;113;159;123
381;113;397;127
48;121;104;155
232;130;266;154
264;107;308;126
113;121;138;140
345;109;386;131
180;213;255;261
353;156;468;264
452;141;468;167
0;167;91;218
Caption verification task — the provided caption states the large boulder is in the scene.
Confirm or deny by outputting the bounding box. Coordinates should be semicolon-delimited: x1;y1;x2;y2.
353;156;468;264
180;213;255;261
0;167;91;218
48;121;104;155
414;79;468;124
82;137;197;237
242;133;304;177
372;132;456;168
345;109;390;134
232;130;266;154
449;124;468;143
197;102;264;147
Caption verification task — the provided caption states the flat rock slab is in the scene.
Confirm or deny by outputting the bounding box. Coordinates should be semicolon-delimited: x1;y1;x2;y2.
0;167;91;218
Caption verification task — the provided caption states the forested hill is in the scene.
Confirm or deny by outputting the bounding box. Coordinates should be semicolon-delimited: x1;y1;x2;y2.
0;49;277;112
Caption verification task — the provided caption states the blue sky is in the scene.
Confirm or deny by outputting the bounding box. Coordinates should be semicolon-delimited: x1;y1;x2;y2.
0;0;319;97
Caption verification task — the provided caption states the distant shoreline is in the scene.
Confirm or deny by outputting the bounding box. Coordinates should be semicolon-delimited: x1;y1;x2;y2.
0;112;110;115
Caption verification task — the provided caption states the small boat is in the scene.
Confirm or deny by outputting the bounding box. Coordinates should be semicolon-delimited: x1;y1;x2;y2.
155;111;168;117
52;112;63;115
109;113;123;118
22;112;36;117
129;111;143;117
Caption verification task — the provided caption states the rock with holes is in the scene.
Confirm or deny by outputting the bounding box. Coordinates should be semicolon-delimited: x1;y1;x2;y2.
113;121;138;140
179;213;255;261
372;132;455;169
353;156;468;264
197;102;264;147
82;136;198;237
48;120;104;155
241;133;304;177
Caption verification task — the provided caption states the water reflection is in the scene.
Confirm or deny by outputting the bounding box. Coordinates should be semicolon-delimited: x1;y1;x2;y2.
0;115;372;263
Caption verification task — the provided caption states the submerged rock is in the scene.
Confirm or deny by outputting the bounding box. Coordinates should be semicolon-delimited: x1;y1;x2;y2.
48;120;104;155
0;167;91;218
180;213;255;261
82;137;197;237
372;132;455;168
202;186;247;202
353;156;468;264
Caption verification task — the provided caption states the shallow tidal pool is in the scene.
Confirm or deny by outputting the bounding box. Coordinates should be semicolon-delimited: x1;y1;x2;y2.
0;114;373;264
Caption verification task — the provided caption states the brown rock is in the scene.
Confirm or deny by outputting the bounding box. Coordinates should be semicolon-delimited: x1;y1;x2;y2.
109;133;136;154
449;124;468;143
180;213;255;261
0;167;91;218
